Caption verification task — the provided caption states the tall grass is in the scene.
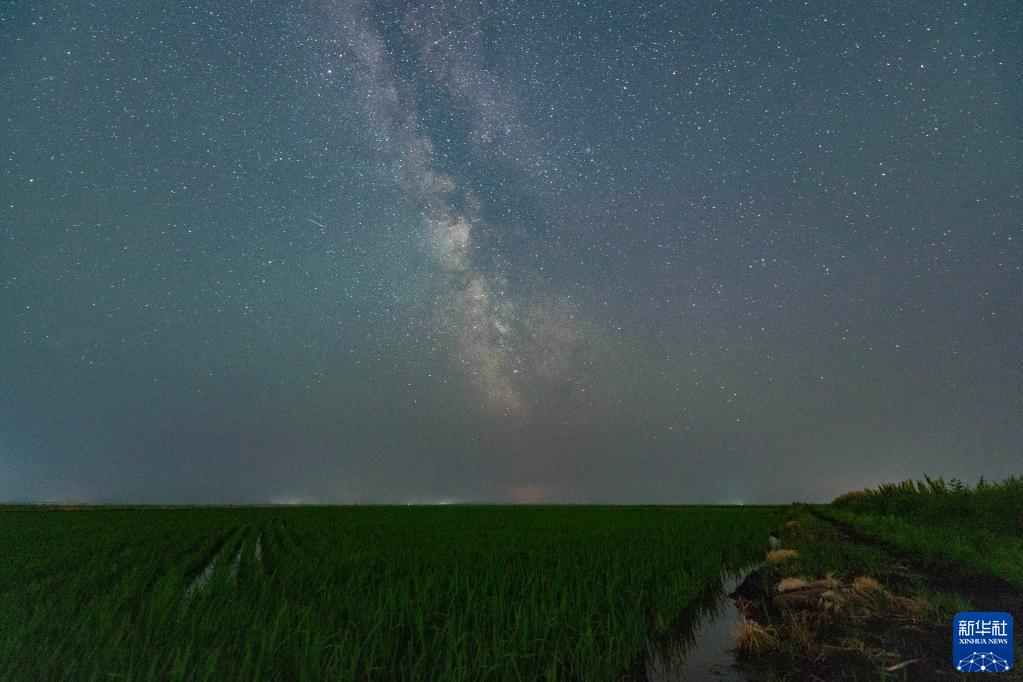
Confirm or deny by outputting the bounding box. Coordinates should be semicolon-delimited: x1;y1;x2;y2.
833;474;1023;536
0;505;782;680
823;475;1023;588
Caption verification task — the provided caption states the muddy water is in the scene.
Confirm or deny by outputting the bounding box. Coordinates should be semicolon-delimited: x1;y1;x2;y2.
637;537;779;681
187;536;257;597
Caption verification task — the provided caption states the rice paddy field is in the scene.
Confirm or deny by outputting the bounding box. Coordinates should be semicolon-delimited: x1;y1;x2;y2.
0;505;784;680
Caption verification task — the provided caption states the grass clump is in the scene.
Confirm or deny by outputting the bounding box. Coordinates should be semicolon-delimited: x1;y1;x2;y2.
764;548;798;565
775;577;809;593
850;575;886;597
733;620;778;656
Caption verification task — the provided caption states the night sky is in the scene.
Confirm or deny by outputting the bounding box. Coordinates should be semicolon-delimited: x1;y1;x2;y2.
2;1;1020;504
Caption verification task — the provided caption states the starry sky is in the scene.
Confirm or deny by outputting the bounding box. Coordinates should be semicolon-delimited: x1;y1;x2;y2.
1;1;1020;504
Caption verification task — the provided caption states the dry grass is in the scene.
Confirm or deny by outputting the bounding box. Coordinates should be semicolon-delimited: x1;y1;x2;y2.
813;572;842;590
819;589;845;612
891;595;930;617
734;619;779;656
769;572;906;621
851;575;886;595
835;575;890;618
765;548;798;565
776;576;809;593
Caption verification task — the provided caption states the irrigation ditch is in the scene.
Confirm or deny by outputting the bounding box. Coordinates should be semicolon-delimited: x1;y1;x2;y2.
626;536;781;680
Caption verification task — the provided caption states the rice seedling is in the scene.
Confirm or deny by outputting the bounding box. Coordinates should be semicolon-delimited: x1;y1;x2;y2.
0;505;783;680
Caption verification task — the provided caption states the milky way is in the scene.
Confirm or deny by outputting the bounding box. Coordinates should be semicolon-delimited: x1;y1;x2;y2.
0;1;1020;504
338;1;584;414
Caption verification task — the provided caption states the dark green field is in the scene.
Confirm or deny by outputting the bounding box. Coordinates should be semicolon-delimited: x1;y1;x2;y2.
0;505;783;680
5;480;1019;681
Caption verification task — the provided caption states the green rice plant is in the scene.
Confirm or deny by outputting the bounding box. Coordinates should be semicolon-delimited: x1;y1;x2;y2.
0;505;783;680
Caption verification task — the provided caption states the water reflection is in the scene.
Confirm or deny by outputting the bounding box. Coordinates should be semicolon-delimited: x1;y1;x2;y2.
185;557;216;597
636;538;779;681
